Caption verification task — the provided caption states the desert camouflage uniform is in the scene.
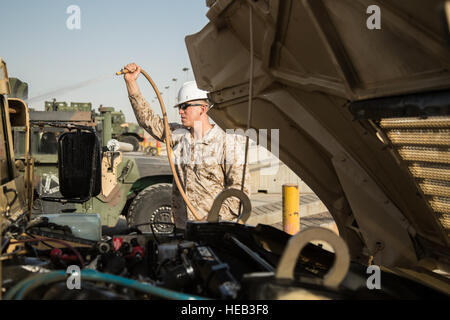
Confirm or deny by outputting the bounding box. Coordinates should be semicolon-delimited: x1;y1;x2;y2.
129;91;251;228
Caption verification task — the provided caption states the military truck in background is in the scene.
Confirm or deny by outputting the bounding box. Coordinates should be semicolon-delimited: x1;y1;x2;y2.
10;81;174;234
45;99;144;151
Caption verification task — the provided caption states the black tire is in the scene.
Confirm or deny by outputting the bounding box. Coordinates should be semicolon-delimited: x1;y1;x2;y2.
127;183;174;234
119;135;140;151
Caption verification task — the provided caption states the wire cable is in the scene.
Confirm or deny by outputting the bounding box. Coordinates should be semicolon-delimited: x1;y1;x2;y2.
8;237;85;267
6;269;211;300
239;2;255;216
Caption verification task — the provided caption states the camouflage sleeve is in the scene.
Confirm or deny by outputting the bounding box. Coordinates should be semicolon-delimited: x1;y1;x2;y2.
220;134;251;220
129;91;184;147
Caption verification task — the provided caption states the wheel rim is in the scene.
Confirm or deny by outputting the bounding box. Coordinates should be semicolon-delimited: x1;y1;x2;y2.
150;206;174;234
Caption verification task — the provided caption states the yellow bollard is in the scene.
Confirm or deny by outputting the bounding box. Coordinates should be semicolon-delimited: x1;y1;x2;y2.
156;140;161;155
282;184;300;235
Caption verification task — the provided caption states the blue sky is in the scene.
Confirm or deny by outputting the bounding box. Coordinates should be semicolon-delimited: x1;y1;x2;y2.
0;0;209;122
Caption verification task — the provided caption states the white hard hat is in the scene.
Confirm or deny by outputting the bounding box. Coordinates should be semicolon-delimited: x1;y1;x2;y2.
175;81;208;107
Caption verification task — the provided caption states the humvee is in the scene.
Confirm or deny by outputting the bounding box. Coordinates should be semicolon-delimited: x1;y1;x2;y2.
12;99;174;233
45;99;145;152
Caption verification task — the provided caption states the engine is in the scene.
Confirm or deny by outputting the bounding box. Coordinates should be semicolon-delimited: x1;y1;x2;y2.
2;215;446;300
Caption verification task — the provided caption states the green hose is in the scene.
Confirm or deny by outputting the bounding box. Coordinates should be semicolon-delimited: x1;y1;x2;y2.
3;271;55;300
6;269;211;300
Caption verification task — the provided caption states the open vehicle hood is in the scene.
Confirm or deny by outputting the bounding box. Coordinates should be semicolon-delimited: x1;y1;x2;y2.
186;0;450;277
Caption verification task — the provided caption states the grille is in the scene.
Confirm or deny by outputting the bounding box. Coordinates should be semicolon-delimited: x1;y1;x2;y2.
379;117;450;237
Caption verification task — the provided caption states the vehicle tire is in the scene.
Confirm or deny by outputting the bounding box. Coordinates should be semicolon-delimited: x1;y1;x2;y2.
119;135;140;151
127;183;174;234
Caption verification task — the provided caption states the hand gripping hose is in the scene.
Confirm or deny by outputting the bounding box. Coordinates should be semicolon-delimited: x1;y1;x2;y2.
116;68;202;221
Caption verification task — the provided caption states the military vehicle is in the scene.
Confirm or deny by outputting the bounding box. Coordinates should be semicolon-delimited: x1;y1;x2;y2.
45;99;144;151
3;0;450;300
184;0;450;297
0;61;33;232
12;95;174;233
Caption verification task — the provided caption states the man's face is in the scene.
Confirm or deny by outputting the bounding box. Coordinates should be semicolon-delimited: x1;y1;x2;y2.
178;99;208;128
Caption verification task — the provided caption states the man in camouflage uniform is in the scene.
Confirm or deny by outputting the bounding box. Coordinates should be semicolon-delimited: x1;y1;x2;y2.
123;63;250;229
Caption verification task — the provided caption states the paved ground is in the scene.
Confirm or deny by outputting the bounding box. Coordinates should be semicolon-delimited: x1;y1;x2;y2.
247;192;336;233
121;149;337;234
112;190;335;234
155;148;335;230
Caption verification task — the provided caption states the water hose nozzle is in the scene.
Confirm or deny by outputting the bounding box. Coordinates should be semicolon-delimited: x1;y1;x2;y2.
116;69;130;76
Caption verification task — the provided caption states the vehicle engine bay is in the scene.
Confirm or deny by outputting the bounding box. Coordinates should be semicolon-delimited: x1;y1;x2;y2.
1;215;446;300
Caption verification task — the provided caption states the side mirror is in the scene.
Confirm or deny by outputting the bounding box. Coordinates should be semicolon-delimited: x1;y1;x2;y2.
7;98;28;127
41;129;101;203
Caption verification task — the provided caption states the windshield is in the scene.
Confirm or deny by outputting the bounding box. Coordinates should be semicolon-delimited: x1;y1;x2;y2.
14;126;65;157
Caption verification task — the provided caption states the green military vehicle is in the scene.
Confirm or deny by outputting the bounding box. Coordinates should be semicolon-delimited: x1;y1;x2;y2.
11;85;174;234
45;99;144;151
